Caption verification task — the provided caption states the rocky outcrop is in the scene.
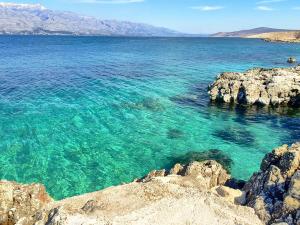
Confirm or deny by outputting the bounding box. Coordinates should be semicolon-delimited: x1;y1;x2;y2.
139;160;230;188
288;57;297;64
243;143;300;225
208;66;300;107
0;181;52;225
247;31;300;43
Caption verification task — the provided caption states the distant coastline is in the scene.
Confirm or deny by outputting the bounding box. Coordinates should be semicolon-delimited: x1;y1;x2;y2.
247;31;300;43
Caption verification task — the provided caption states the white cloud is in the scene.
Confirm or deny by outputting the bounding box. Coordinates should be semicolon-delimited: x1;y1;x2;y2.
257;0;286;4
80;0;144;3
191;6;224;11
256;6;274;10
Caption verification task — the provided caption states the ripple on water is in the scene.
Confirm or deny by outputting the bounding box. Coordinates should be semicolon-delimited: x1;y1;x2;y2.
0;36;300;199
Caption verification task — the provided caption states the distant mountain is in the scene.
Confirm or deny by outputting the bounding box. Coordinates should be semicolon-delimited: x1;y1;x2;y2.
0;2;181;36
211;27;295;37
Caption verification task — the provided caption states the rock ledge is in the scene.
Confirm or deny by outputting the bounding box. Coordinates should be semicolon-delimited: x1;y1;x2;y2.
208;66;300;107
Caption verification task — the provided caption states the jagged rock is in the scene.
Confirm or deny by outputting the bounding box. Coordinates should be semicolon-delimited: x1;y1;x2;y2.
208;66;300;107
168;149;234;172
287;57;297;64
172;160;230;188
0;181;53;225
243;143;300;225
139;160;230;189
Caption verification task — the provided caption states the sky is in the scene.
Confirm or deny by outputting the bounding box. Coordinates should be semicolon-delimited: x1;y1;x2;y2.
1;0;300;34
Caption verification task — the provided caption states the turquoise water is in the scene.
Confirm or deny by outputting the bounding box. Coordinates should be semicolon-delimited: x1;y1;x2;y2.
0;36;300;199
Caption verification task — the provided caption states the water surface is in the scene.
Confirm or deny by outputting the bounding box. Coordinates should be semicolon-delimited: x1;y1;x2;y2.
0;36;299;199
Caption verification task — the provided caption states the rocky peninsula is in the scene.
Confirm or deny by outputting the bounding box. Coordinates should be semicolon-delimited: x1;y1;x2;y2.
0;143;299;225
208;65;300;107
247;31;300;43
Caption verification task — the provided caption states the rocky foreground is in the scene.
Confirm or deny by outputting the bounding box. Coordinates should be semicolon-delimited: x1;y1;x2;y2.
208;65;300;107
0;143;299;225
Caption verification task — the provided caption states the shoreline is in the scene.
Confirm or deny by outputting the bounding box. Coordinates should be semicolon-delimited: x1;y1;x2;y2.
0;143;299;225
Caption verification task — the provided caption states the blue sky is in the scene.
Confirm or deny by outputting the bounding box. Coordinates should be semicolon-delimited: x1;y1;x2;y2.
3;0;300;33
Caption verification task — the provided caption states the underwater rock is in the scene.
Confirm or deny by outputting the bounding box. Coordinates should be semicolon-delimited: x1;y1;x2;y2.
170;94;198;104
213;127;255;146
208;66;300;107
243;143;300;225
122;97;165;112
167;129;184;139
168;149;233;172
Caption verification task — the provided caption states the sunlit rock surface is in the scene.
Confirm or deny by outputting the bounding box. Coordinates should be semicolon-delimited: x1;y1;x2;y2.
208;66;300;107
244;143;300;225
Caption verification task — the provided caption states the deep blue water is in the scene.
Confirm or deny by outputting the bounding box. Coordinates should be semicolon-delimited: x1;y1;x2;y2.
0;36;299;199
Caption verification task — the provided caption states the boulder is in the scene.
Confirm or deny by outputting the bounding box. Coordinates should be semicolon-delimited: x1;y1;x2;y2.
287;57;297;64
208;66;300;107
140;160;230;189
243;143;300;225
0;181;53;225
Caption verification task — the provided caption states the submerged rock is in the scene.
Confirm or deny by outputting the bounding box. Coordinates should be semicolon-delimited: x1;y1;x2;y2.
243;143;300;225
213;127;255;146
122;97;165;112
169;94;199;105
167;129;184;139
208;66;300;107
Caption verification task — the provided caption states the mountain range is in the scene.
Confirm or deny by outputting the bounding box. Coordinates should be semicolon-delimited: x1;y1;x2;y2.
0;2;181;36
0;3;298;38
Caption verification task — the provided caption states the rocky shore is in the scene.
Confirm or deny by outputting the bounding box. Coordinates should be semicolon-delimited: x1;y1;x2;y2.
208;65;300;107
0;143;299;225
247;31;300;43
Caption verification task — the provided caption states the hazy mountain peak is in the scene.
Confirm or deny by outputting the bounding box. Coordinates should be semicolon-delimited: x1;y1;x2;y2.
0;2;181;36
0;2;46;10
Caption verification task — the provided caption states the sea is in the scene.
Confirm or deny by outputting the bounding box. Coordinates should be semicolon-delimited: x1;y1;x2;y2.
0;36;299;199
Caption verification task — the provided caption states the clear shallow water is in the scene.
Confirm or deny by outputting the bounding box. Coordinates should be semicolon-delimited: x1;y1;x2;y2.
0;36;300;199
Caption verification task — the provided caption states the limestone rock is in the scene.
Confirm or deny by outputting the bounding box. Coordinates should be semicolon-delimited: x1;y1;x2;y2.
0;180;53;225
140;160;230;189
287;57;297;64
212;185;246;205
208;66;300;107
243;143;300;225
